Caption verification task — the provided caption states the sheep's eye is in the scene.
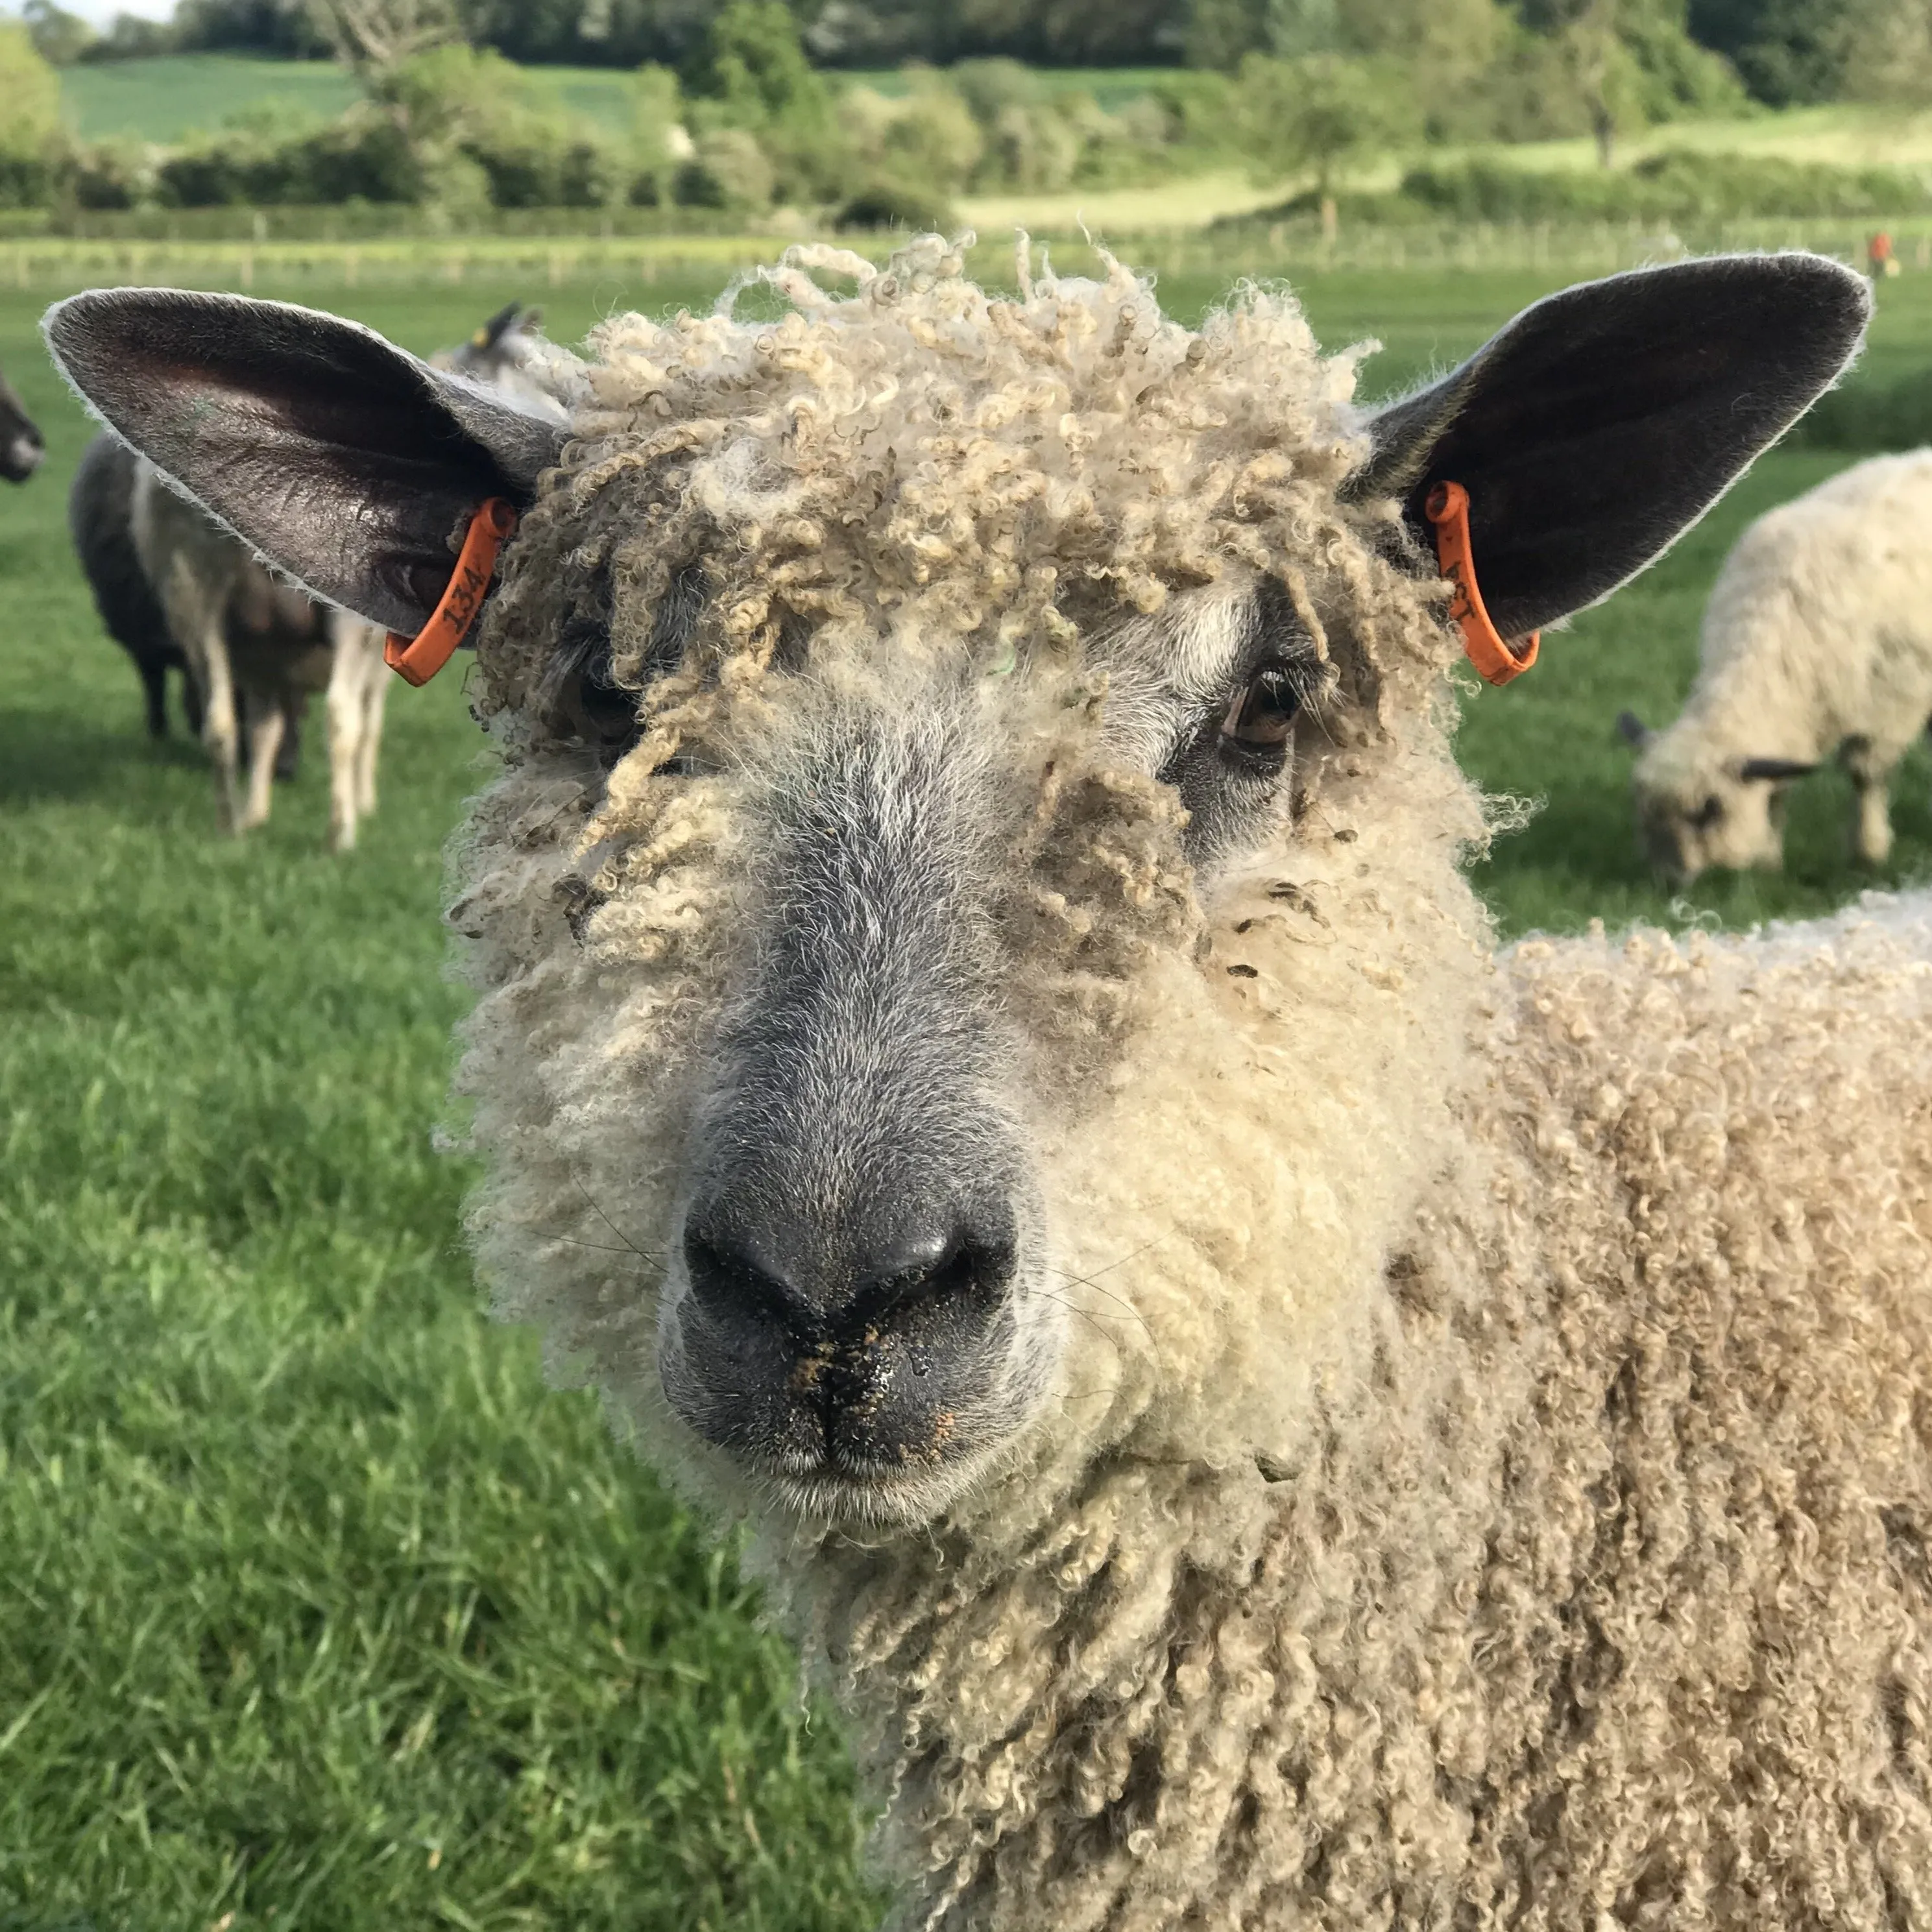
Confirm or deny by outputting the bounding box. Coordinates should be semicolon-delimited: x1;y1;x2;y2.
1220;664;1300;765
1693;794;1724;828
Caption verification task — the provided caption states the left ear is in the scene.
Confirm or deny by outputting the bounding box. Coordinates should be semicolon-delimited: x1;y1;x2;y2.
42;287;566;636
1347;253;1870;637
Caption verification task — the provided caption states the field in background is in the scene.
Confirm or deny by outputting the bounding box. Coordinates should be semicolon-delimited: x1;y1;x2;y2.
52;53;1932;236
60;54;653;144
4;256;1930;1926
54;54;1181;149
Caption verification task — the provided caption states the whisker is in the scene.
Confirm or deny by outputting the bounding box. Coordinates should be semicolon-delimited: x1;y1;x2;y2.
568;1168;658;1264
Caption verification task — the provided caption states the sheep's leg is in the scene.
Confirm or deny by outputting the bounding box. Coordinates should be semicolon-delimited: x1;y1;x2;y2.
326;622;363;851
327;619;387;851
1841;736;1898;866
239;700;285;832
275;696;304;782
355;631;387;819
139;658;168;739
158;563;240;829
197;631;242;832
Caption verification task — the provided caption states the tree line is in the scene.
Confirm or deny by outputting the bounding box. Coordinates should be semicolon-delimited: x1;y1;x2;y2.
14;0;1931;110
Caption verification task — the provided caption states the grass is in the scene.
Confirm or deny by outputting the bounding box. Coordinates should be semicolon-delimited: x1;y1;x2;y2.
2;256;1927;1927
58;55;655;145
56;56;1190;148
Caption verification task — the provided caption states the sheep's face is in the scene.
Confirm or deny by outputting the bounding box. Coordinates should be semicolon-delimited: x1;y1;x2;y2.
1633;752;1788;882
43;247;1870;1534
454;254;1495;1528
572;575;1371;1525
483;550;1448;1528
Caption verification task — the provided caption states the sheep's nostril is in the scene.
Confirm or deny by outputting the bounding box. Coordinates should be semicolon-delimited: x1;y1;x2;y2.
841;1231;1017;1349
682;1227;817;1344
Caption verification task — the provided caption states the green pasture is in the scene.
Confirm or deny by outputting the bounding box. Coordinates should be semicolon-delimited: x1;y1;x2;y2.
56;56;1185;149
59;55;648;145
3;257;1929;1929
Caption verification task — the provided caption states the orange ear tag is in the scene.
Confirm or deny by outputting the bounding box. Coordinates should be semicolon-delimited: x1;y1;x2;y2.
383;497;519;688
1423;481;1538;688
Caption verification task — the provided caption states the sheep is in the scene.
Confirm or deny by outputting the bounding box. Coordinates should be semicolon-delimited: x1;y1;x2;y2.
0;354;43;482
1619;449;1932;881
53;243;1932;1931
77;303;569;841
69;429;204;741
431;298;575;418
126;453;383;844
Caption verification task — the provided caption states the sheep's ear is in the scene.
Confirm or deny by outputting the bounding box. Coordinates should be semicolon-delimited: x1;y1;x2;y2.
1347;253;1869;639
42;287;567;636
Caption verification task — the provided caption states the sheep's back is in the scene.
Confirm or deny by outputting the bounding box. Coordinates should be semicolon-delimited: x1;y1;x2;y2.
1469;902;1932;1925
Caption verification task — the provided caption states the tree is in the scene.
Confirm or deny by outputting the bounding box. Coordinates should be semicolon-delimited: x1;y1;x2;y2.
0;21;60;204
681;0;849;200
1837;0;1932;104
0;23;60;159
21;0;95;64
304;0;463;68
1560;0;1647;164
1235;50;1406;196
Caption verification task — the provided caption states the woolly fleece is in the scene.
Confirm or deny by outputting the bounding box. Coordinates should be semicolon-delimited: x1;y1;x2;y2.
446;239;1932;1928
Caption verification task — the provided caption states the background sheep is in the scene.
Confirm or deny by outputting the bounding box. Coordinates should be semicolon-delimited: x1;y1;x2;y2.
1619;448;1932;880
72;302;570;845
127;454;381;843
0;354;44;482
69;429;205;742
50;247;1932;1931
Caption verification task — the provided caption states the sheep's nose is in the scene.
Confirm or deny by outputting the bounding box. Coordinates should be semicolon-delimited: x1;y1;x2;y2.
673;1194;1020;1471
682;1205;1016;1353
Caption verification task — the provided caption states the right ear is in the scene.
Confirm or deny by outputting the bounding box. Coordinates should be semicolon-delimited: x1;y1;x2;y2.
43;287;568;636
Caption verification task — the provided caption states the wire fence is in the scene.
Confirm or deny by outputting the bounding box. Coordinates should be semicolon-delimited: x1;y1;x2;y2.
8;215;1932;295
0;233;814;296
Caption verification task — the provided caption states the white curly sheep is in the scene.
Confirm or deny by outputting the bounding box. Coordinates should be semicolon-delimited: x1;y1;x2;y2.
1621;448;1932;879
51;244;1932;1931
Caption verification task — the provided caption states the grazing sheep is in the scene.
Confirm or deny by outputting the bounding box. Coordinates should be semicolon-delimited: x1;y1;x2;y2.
0;356;43;482
56;246;1932;1931
1619;450;1932;881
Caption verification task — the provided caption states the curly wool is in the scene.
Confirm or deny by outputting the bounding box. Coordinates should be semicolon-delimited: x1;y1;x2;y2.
446;240;1932;1929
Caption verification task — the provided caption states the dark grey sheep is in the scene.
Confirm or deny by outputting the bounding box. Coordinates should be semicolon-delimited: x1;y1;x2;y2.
0;357;43;483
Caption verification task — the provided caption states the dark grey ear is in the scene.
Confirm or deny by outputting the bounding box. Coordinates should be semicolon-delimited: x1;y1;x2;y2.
1738;755;1818;782
1615;710;1655;749
1348;254;1869;638
43;287;568;635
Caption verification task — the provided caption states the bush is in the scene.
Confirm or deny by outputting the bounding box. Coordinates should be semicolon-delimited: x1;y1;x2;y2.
836;180;956;231
1396;151;1932;221
66;139;151;210
674;127;775;209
